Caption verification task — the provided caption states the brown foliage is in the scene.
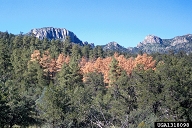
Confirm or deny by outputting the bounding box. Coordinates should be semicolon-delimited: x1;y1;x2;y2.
81;53;156;83
134;53;156;70
30;50;156;82
80;57;112;83
30;50;70;77
56;54;70;71
31;50;41;61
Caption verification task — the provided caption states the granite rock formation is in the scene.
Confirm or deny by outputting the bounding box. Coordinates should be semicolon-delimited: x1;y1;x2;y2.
27;27;83;45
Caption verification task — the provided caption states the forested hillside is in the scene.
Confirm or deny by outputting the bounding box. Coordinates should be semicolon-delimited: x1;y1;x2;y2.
0;31;192;128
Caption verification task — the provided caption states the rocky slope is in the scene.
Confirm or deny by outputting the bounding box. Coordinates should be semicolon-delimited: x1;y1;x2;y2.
128;34;192;54
27;27;83;45
102;42;129;52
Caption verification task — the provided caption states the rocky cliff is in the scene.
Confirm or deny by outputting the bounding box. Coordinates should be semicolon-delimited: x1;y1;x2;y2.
138;35;163;46
27;27;83;45
129;34;192;54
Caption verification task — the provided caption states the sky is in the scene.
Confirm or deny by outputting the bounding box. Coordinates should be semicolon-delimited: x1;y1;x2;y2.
0;0;192;47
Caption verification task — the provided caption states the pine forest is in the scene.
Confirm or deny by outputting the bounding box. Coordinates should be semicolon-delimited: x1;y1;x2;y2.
0;31;192;128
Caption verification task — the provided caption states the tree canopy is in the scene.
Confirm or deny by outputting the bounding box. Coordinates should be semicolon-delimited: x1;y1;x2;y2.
0;31;191;127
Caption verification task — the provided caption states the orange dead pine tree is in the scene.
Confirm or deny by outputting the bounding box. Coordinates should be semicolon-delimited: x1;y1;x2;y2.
31;50;41;62
115;54;135;76
56;54;68;72
79;57;88;68
39;51;57;77
94;57;112;83
134;53;156;70
55;54;70;72
81;58;97;81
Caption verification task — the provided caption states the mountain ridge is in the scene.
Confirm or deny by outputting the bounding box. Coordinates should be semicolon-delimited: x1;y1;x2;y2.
22;27;192;54
131;34;192;54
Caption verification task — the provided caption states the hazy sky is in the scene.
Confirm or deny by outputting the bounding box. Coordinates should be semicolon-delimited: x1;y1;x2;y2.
0;0;192;47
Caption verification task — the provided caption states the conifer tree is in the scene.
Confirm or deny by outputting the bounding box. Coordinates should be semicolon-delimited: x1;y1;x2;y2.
42;38;49;50
82;45;90;58
49;39;60;58
0;82;10;127
55;58;84;126
0;38;12;83
62;36;72;55
71;44;82;60
4;79;38;128
108;57;122;87
23;60;47;99
36;83;64;127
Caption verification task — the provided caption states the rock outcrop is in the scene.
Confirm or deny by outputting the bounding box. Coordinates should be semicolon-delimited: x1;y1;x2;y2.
27;27;83;45
138;35;163;46
102;42;129;52
129;34;192;54
171;34;191;46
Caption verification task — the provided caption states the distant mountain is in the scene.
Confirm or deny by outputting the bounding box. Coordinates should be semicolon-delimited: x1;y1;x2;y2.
25;27;192;54
102;41;129;52
128;34;192;54
27;27;84;45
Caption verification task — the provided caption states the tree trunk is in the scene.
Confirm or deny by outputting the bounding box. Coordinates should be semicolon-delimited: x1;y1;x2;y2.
10;123;13;128
52;121;55;128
